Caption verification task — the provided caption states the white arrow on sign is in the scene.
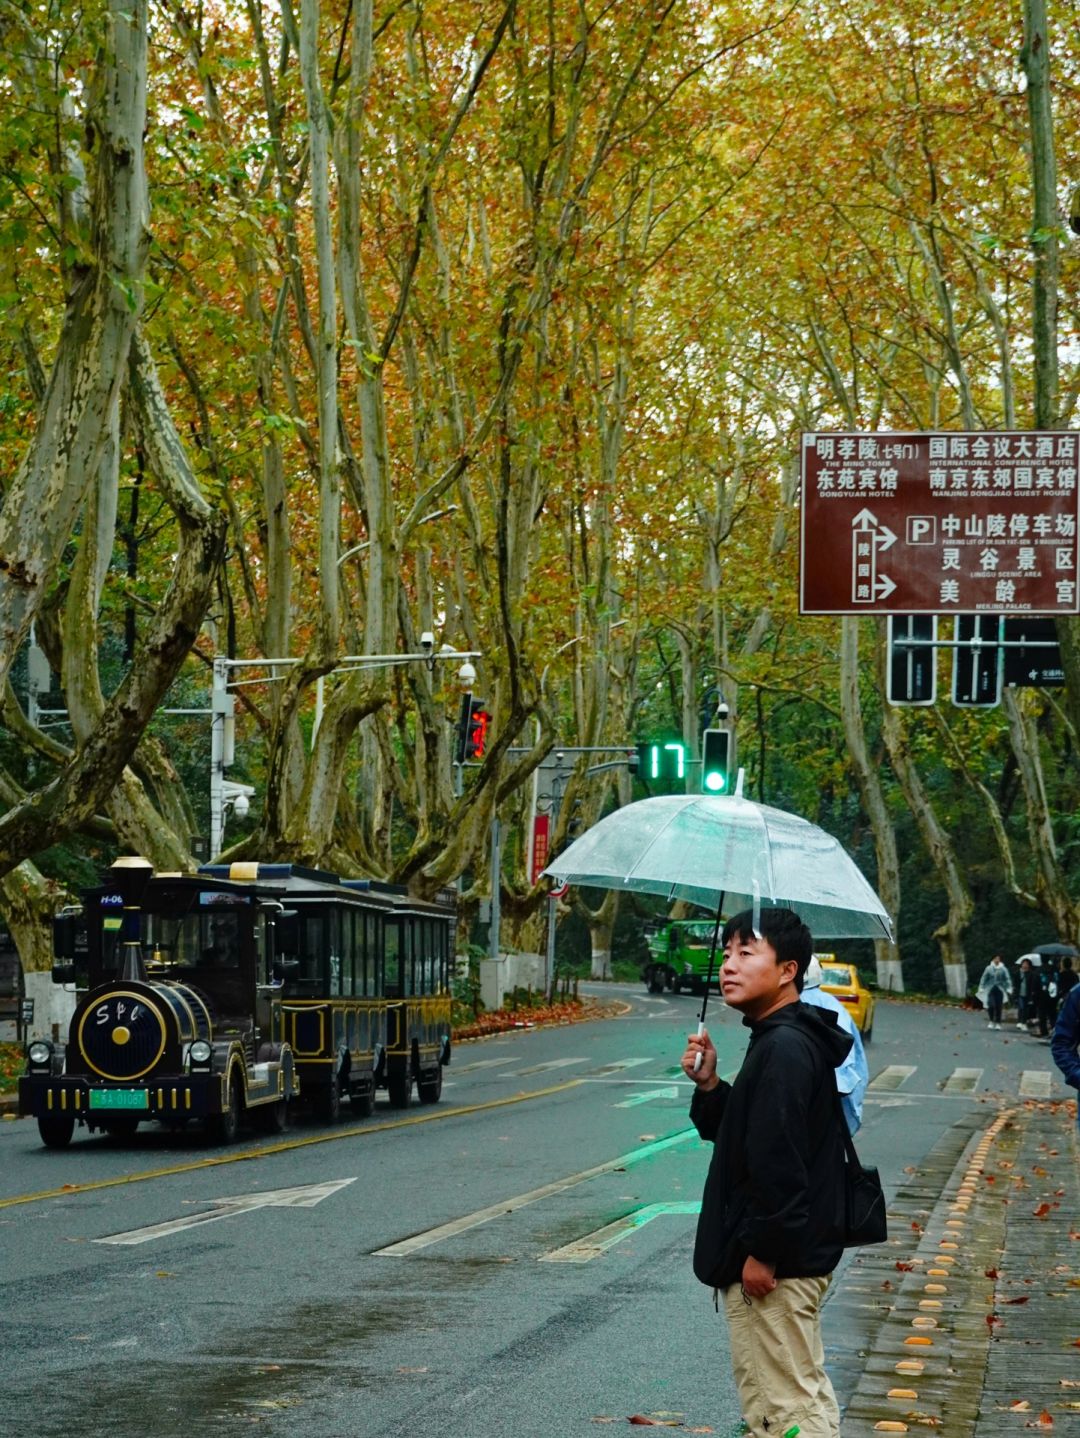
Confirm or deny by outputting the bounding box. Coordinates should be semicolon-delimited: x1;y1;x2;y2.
93;1178;356;1247
615;1086;681;1108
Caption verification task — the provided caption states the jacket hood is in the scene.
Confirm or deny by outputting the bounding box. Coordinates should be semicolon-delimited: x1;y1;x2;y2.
751;999;854;1067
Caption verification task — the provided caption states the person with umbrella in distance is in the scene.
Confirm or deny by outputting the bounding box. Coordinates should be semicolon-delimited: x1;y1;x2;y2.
681;907;852;1438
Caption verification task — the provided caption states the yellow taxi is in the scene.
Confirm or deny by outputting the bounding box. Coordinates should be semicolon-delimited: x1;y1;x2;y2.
815;954;875;1040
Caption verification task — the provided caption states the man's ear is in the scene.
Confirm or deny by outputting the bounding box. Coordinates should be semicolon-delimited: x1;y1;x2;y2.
779;958;799;989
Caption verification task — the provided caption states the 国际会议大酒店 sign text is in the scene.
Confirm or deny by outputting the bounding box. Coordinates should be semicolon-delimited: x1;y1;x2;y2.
799;431;1079;616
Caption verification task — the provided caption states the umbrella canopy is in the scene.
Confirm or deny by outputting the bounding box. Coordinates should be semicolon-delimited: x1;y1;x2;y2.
1030;942;1078;958
545;793;892;942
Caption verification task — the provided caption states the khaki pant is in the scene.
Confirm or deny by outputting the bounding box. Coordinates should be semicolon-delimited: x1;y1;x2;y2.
722;1274;839;1438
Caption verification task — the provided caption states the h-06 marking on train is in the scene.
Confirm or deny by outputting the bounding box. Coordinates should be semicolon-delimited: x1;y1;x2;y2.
19;856;454;1148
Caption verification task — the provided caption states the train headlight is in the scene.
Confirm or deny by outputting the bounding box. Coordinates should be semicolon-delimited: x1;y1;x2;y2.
27;1040;53;1069
187;1040;212;1068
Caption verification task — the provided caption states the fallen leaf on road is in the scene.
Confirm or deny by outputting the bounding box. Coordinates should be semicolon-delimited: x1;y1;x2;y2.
1004;1296;1030;1305
1033;1203;1052;1218
1010;1401;1032;1411
985;1268;999;1279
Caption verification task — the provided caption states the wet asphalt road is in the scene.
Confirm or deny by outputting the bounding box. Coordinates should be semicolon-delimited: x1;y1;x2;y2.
0;986;1069;1438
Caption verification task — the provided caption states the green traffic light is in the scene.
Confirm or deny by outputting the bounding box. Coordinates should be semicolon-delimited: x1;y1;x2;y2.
703;770;726;793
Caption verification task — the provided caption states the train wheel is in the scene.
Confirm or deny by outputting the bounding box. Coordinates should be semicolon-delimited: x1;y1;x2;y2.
318;1072;342;1123
387;1061;412;1109
206;1078;242;1145
418;1065;443;1105
349;1084;375;1118
38;1114;75;1149
254;1099;288;1134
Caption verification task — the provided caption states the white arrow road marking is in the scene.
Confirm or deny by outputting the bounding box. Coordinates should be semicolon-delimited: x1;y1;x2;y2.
93;1178;357;1247
454;1057;518;1073
540;1201;701;1263
593;1057;653;1074
375;1129;699;1257
615;1086;681;1108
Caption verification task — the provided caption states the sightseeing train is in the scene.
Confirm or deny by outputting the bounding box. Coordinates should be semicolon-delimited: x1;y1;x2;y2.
19;857;455;1148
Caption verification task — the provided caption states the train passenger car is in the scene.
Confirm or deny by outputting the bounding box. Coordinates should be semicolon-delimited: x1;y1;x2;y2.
198;862;454;1116
20;857;299;1148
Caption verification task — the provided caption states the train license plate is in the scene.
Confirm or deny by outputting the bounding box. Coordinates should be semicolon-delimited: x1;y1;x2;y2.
89;1089;149;1110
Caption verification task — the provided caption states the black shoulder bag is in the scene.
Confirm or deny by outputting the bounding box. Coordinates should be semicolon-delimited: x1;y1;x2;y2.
834;1090;888;1247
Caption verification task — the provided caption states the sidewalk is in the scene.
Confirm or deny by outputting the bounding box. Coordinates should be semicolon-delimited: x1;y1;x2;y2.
833;1097;1079;1435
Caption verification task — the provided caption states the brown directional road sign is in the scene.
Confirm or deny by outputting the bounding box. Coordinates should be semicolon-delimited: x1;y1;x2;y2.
800;431;1080;615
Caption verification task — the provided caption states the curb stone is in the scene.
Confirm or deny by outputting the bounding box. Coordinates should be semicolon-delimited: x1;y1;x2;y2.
833;1100;1079;1436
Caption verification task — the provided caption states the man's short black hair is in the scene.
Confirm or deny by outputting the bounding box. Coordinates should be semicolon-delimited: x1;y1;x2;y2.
721;907;813;992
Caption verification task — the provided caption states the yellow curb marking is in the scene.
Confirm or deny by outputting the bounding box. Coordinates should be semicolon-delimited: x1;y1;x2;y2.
904;1336;933;1346
919;1299;943;1310
927;1267;950;1276
888;1389;919;1400
874;1423;909;1432
0;1080;586;1211
895;1361;924;1374
911;1316;938;1328
924;1283;947;1294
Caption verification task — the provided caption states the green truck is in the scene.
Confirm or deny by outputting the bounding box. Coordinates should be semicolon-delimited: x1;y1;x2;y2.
643;919;720;994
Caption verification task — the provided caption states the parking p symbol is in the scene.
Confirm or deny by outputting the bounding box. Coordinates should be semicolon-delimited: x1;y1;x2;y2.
908;516;936;545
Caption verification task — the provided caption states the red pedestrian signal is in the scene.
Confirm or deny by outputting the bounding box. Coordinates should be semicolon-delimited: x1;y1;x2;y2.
456;694;491;762
465;702;490;759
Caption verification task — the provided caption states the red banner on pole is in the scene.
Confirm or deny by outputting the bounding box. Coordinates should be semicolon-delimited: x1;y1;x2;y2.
531;814;550;885
800;431;1080;615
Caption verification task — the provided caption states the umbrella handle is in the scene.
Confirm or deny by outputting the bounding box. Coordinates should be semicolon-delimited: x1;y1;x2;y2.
692;1018;705;1073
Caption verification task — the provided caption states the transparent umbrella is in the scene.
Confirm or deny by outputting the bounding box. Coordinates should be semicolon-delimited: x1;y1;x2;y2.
544;792;892;942
545;789;892;1063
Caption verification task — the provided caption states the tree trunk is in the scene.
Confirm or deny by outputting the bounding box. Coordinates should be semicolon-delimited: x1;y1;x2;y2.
840;618;903;988
0;0;149;690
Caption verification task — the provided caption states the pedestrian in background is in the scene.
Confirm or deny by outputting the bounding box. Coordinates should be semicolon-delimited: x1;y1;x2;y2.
1015;957;1038;1031
976;954;1012;1030
801;955;868;1132
1051;981;1080;1134
681;907;851;1438
1036;958;1060;1038
1058;957;1078;1002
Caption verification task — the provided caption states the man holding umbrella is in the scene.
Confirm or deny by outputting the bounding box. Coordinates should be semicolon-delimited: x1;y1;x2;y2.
681;907;851;1438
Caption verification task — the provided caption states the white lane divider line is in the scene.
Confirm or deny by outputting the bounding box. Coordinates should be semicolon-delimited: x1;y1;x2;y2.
540;1201;701;1263
373;1128;700;1258
508;1057;587;1076
1019;1069;1053;1098
868;1064;917;1091
943;1067;984;1093
615;1086;681;1108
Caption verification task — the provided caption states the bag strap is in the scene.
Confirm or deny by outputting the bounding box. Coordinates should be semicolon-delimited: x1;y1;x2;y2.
831;1082;862;1169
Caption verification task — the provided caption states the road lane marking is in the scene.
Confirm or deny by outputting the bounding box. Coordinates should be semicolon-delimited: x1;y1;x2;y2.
540;1200;701;1262
373;1127;700;1257
94;1178;356;1246
869;1065;917;1091
1019;1069;1053;1097
943;1068;983;1094
594;1057;653;1073
615;1087;681;1108
0;1080;584;1212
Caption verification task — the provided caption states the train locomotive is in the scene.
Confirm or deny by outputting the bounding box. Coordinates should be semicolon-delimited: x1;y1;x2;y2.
19;856;454;1148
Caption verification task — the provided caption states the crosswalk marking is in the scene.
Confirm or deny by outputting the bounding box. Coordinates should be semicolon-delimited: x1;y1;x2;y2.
510;1057;587;1076
1019;1069;1053;1098
943;1067;983;1093
454;1057;517;1073
868;1065;917;1091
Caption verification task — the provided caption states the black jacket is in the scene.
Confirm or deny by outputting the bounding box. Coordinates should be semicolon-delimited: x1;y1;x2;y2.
690;1001;852;1289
